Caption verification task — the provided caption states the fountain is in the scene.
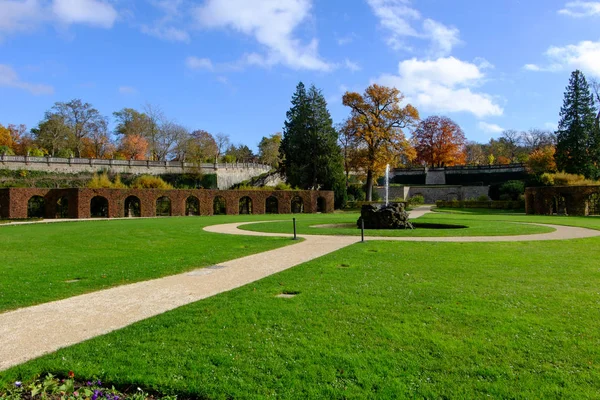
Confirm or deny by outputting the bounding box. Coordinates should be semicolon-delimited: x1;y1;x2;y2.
358;165;414;230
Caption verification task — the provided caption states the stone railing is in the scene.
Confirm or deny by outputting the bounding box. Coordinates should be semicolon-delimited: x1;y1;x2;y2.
0;154;270;171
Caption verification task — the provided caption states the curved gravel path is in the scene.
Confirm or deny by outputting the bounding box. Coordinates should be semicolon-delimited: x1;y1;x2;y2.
1;207;599;372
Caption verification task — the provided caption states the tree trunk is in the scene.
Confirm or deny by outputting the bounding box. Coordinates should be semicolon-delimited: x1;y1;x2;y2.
365;169;373;201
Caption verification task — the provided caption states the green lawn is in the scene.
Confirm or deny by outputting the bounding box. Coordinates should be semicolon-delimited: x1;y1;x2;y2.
0;215;303;312
240;213;554;237
2;212;600;398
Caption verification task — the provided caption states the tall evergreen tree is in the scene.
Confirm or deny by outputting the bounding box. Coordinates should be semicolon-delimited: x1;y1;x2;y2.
281;82;346;207
555;70;599;178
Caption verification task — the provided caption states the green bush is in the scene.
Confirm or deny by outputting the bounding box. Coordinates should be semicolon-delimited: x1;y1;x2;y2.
499;180;525;201
408;194;425;206
347;184;366;201
539;172;599;187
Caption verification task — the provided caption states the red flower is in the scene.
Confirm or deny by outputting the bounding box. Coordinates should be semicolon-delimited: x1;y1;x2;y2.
68;371;75;378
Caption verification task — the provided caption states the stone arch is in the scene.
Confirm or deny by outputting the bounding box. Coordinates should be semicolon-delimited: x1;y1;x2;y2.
213;196;227;215
239;196;253;215
156;196;171;216
317;196;326;213
588;193;600;215
90;196;109;218
56;196;69;218
265;196;278;214
125;196;141;218
291;195;304;213
186;196;200;216
27;195;45;218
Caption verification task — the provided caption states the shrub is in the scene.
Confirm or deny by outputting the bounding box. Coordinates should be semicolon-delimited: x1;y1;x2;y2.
499;180;525;201
539;172;599;186
347;184;366;201
275;182;293;190
87;172;113;189
477;194;490;201
112;174;127;189
408;194;425;205
130;175;173;189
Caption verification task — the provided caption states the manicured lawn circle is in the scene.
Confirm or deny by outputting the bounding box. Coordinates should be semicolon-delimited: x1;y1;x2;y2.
239;213;555;237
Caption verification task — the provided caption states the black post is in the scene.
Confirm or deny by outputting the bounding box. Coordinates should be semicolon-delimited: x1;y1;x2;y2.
361;218;365;243
293;217;298;240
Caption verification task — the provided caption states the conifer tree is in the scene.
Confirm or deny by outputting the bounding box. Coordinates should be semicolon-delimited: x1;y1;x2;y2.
280;82;346;207
555;70;599;178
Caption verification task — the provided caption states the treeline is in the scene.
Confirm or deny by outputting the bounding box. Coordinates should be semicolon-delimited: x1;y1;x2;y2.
0;101;282;166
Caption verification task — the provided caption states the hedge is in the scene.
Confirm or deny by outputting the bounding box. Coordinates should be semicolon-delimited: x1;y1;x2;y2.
436;200;525;210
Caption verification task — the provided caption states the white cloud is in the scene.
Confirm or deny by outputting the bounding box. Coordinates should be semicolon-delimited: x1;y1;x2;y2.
366;0;461;56
0;0;43;37
559;1;600;17
140;0;190;43
375;57;503;118
525;39;600;78
52;0;117;28
140;25;189;42
186;56;214;71
344;59;361;72
0;64;53;95
118;86;137;94
194;0;334;71
0;0;117;39
478;122;504;134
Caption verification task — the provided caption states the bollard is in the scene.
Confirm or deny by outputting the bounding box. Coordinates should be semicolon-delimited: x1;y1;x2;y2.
293;217;298;240
361;218;365;243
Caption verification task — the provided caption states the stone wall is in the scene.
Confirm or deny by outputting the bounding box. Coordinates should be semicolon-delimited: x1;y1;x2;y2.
525;186;600;216
375;185;489;204
391;164;527;186
0;155;271;189
0;188;334;219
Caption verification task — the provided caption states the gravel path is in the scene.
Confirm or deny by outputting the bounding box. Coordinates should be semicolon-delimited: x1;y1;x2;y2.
1;206;599;371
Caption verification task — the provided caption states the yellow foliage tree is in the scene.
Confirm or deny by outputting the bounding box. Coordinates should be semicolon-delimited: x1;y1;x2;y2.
342;84;419;200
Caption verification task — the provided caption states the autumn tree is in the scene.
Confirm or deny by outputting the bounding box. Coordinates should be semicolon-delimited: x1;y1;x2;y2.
0;124;15;154
214;133;230;163
412;116;466;167
281;82;346;206
527;145;557;175
522;128;555;151
257;132;282;167
555;70;599;178
464;141;486;165
342;84;418;200
46;99;108;157
30;115;71;156
113;108;151;137
118;134;148;160
337;120;364;186
185;130;218;163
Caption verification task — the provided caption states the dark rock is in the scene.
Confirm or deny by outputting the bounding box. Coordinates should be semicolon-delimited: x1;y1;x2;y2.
358;203;414;230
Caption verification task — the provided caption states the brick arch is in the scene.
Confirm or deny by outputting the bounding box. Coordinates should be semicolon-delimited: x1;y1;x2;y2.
526;186;600;216
156;196;172;217
0;188;335;219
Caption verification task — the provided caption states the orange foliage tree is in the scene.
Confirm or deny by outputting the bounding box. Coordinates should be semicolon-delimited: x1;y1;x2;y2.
527;145;557;175
412;116;466;167
342;84;419;200
118;134;148;160
0;124;14;152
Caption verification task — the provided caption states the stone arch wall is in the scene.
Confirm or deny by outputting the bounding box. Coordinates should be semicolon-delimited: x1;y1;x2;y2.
525;186;600;216
0;188;334;219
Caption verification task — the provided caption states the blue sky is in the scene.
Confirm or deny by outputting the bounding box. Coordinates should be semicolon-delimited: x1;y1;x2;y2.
1;0;599;151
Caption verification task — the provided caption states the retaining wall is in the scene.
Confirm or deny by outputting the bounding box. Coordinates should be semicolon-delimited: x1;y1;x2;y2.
0;155;271;189
375;185;489;204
